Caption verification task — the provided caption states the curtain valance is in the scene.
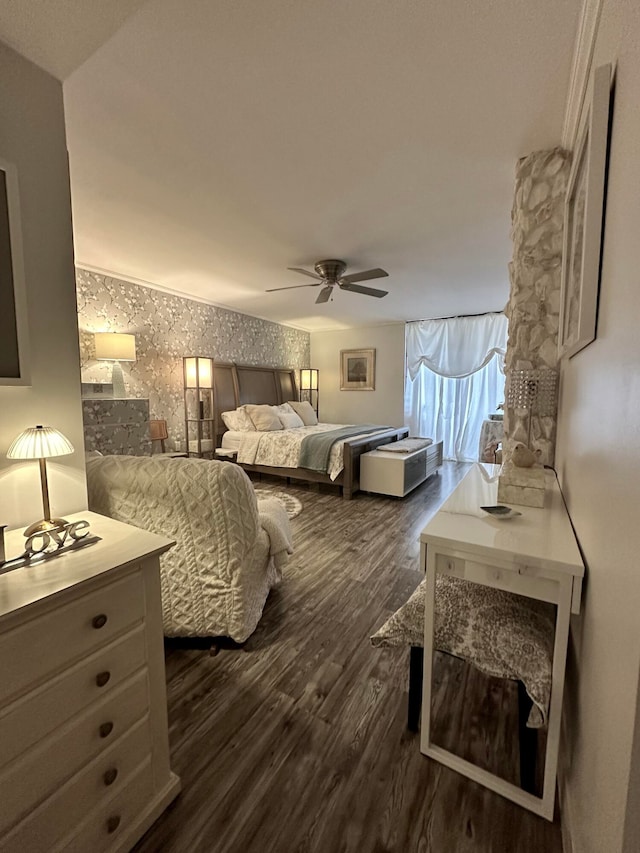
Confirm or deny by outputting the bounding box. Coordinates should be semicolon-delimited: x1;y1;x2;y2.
406;313;508;381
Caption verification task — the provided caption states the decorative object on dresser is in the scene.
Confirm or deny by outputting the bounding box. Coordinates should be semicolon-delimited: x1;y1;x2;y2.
299;368;319;415
0;519;99;576
340;348;375;391
82;398;151;457
0;511;180;852
6;425;74;536
360;440;443;498
418;464;584;820
559;63;612;359
94;333;137;399
183;356;215;456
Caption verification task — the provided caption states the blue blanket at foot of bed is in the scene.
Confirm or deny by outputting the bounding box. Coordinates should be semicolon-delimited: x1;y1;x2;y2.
299;425;389;473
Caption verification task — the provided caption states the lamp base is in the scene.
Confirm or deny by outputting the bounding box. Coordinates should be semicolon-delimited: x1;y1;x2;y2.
23;517;70;538
111;361;127;398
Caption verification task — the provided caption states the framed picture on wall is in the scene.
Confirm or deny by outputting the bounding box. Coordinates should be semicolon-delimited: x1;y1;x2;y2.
0;157;30;384
558;63;612;359
340;348;376;391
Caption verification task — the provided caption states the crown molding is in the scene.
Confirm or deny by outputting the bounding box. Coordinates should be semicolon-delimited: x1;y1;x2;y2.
561;0;604;150
75;263;311;333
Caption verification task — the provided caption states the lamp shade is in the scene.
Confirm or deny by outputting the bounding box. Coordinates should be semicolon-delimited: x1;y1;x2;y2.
300;369;318;391
7;425;74;460
184;357;213;388
94;332;137;362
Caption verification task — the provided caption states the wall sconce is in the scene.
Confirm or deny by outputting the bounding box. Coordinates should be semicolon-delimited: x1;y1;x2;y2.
94;332;137;398
300;368;319;415
7;425;74;536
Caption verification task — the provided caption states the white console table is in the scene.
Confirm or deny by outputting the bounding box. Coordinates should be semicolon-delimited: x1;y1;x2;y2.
419;464;584;820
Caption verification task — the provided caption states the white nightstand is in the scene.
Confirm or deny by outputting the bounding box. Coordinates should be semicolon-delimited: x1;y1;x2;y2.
360;441;443;497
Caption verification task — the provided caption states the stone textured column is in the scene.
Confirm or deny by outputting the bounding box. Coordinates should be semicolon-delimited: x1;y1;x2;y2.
503;148;570;466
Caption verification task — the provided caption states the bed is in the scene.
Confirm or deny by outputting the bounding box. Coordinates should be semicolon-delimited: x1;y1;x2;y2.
212;362;409;499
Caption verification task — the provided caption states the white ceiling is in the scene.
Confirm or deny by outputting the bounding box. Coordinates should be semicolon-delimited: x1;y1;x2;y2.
3;0;582;332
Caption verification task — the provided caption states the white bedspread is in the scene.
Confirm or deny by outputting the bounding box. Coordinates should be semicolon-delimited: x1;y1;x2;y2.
234;424;388;480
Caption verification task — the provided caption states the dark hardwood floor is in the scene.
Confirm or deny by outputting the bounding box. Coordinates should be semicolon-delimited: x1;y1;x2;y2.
134;463;564;853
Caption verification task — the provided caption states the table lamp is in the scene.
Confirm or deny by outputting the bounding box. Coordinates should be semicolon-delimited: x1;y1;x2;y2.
94;332;137;398
7;425;74;536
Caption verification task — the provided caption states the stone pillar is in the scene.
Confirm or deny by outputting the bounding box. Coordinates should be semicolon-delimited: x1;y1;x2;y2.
503;148;570;466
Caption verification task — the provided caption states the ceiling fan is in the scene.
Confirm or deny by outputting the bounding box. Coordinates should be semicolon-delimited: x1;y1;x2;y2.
266;259;389;304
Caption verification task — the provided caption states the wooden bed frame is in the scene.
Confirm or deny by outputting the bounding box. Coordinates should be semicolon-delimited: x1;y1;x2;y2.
212;362;409;499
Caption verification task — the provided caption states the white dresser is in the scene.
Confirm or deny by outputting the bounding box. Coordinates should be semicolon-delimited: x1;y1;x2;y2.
360;440;443;497
0;512;181;853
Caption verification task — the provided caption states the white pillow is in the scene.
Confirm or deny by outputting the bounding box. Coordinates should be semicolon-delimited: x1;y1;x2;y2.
245;404;283;431
221;408;255;431
279;412;304;429
272;402;295;415
288;400;318;426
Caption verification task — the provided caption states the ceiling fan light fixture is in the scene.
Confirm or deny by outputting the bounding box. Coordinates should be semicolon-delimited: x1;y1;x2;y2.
267;259;389;301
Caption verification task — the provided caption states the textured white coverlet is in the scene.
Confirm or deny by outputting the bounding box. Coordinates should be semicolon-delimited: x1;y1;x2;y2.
86;455;291;641
235;423;388;480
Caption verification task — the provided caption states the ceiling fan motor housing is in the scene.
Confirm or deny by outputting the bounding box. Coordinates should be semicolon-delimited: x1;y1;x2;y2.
314;259;347;282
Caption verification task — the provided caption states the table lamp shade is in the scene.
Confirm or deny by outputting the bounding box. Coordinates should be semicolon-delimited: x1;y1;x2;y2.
94;333;137;362
7;425;74;536
7;425;74;459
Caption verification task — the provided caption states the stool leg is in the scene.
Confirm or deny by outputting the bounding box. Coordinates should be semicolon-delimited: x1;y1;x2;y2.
518;680;538;794
408;646;424;732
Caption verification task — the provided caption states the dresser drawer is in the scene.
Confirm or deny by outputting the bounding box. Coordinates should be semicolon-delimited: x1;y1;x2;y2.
0;717;152;853
0;570;144;706
0;626;146;767
0;669;149;834
56;759;155;853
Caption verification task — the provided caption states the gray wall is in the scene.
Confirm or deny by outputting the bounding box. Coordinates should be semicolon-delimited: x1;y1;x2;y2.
310;324;405;426
0;41;86;529
556;2;640;851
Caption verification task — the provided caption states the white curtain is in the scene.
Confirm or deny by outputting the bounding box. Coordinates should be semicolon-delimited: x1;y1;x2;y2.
405;314;507;461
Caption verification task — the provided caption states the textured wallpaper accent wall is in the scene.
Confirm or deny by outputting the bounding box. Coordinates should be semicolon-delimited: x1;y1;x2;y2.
76;268;310;451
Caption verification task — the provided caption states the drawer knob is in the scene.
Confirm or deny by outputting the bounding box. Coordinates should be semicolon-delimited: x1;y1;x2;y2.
99;721;114;739
103;767;118;786
95;671;111;688
106;815;121;834
92;614;108;630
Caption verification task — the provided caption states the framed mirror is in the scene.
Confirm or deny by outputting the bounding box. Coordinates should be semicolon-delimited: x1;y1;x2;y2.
0;157;30;385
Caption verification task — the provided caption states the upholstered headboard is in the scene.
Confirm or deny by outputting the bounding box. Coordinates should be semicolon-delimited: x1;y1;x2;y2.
213;362;298;443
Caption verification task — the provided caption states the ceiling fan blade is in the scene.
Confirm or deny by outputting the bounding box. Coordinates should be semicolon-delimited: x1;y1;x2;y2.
315;286;333;304
339;282;388;298
265;283;320;292
341;267;388;284
287;266;324;281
